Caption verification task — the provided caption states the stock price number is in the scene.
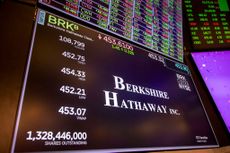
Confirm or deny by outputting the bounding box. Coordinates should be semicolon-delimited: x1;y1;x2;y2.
59;35;85;50
60;85;86;99
61;67;86;81
98;34;134;51
62;51;86;65
26;131;87;141
58;106;86;120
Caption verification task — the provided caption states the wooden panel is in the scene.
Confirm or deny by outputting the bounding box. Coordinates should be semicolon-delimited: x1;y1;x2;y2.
0;0;34;152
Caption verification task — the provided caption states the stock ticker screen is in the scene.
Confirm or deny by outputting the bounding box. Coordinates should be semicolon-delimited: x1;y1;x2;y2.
11;9;218;153
38;0;183;62
184;0;230;50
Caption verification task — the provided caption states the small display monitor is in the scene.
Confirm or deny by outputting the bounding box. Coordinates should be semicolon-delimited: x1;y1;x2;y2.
192;51;230;134
184;0;230;50
38;0;183;62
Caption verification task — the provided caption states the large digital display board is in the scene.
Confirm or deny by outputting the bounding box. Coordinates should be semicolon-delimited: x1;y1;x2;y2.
184;0;230;50
38;0;183;62
11;9;218;153
192;51;230;134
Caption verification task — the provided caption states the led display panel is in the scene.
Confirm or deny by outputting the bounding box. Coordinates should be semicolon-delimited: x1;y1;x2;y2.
38;0;183;62
11;9;218;153
192;51;230;134
184;0;230;50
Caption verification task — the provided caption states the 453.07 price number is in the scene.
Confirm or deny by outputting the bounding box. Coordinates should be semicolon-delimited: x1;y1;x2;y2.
58;106;87;120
